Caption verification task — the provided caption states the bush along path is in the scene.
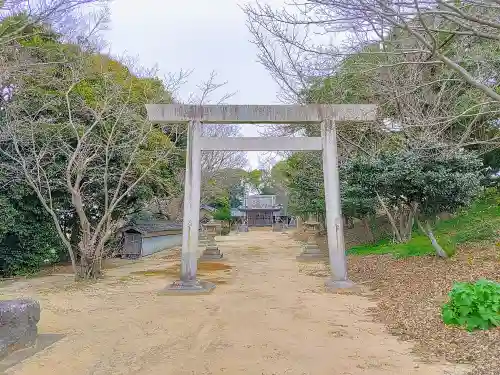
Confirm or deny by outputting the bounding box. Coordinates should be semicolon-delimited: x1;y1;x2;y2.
347;190;500;258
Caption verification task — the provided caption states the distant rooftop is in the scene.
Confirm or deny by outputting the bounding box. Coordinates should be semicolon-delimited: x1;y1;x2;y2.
231;208;245;217
121;220;182;234
200;204;216;212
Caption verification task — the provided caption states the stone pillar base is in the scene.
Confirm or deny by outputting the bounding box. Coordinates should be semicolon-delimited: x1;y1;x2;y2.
197;237;209;257
199;246;223;261
296;244;325;262
158;279;216;295
324;279;355;292
296;253;326;261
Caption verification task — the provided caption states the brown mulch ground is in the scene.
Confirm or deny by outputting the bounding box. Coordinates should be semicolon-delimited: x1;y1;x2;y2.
346;242;500;375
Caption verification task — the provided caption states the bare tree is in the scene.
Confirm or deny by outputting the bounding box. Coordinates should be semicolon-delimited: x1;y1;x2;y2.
188;72;248;203
243;0;500;156
0;0;109;45
195;72;246;176
243;1;500;246
244;1;500;102
146;72;248;219
1;0;110;113
0;45;184;279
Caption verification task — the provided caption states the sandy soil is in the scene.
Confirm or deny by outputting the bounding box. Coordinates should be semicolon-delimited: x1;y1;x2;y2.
1;230;468;375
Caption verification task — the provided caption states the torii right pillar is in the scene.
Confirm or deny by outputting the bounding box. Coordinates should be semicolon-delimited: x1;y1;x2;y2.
322;118;353;291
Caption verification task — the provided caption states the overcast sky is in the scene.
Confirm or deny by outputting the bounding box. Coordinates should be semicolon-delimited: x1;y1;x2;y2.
105;0;286;169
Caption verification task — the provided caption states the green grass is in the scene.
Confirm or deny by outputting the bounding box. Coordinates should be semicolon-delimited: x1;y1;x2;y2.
347;191;500;258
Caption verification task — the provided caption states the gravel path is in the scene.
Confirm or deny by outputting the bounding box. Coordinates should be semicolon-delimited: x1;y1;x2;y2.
1;231;467;375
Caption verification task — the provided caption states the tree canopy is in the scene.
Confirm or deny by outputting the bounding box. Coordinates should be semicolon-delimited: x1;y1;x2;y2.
0;14;184;278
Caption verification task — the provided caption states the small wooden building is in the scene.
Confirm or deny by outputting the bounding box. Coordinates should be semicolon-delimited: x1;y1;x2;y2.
120;221;183;259
239;195;283;227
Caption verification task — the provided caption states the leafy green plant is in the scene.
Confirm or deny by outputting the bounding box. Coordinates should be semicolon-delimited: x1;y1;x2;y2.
213;207;231;222
212;195;232;223
442;279;500;331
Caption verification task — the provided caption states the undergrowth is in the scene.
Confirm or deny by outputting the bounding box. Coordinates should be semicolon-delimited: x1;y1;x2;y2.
348;190;500;258
442;279;500;331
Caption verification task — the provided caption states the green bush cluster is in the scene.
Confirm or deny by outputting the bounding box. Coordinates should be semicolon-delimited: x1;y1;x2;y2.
442;279;500;331
0;190;67;277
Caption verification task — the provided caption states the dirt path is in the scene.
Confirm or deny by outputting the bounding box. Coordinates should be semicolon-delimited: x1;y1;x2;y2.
1;231;467;375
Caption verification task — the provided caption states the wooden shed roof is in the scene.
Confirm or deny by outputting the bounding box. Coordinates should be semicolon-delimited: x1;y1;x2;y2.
120;220;182;235
200;204;216;212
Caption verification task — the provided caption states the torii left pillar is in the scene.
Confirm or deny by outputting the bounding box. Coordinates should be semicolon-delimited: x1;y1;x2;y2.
159;120;215;295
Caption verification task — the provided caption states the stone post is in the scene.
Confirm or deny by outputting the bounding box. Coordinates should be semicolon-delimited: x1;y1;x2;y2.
160;120;215;294
322;119;353;290
296;215;324;261
199;221;223;261
296;216;303;231
0;299;40;359
272;218;283;232
198;227;209;256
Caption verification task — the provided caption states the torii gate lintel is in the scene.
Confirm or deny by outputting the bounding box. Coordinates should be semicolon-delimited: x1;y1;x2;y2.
147;104;377;295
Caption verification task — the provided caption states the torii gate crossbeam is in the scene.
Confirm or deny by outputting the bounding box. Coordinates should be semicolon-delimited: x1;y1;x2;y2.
146;104;377;295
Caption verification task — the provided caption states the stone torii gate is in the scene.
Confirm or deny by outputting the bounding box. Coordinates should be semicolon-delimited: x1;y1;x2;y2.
146;104;376;294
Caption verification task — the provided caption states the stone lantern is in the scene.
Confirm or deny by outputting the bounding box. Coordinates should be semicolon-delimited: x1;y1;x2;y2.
199;220;223;261
198;225;209;250
296;214;324;261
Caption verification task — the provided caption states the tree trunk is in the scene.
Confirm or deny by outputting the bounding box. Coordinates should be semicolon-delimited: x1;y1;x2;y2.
397;204;416;242
362;216;375;243
76;255;102;280
155;198;171;220
76;240;103;280
399;204;406;240
425;221;448;258
376;191;403;243
416;219;448;258
347;216;354;229
69;217;80;261
405;210;414;242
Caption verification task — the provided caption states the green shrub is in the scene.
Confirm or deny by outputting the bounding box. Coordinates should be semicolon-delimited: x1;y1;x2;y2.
441;279;500;331
220;227;230;236
213;206;231;222
0;192;66;277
